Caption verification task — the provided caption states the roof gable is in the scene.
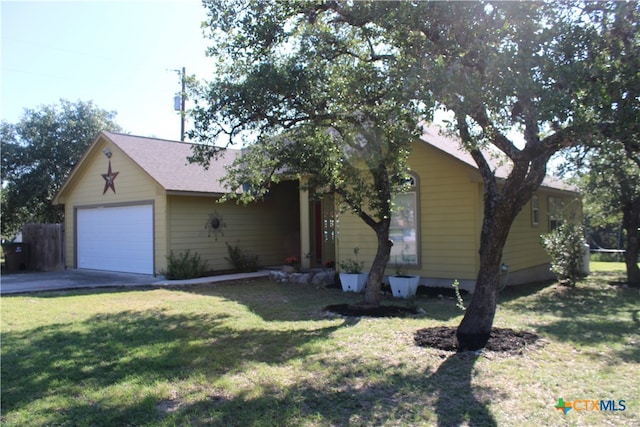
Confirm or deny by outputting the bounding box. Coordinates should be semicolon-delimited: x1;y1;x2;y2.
419;125;576;193
54;132;239;204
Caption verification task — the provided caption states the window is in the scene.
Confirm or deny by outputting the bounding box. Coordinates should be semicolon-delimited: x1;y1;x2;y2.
389;174;419;266
548;197;564;231
531;195;539;226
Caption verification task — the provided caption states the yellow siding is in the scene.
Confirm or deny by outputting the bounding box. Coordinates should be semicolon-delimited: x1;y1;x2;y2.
335;137;585;287
167;180;300;271
58;138;166;272
336;141;481;281
503;192;548;271
504;190;583;272
335;210;378;271
409;141;481;279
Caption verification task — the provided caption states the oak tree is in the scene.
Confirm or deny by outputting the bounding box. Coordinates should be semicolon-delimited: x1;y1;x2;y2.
189;0;421;306
191;1;631;349
1;100;121;238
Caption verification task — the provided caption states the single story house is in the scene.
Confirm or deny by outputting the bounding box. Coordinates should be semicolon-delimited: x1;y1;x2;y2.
53;131;303;275
54;127;580;291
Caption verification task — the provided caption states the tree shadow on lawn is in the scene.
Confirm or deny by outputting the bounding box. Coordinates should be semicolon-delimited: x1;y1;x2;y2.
534;318;640;364
503;275;640;363
164;352;497;427
3;305;499;426
504;275;638;318
432;352;498;427
178;280;464;322
11;352;498;427
1;309;346;426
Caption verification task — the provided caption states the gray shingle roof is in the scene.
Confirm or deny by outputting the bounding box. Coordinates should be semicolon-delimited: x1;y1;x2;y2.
57;128;574;203
104;131;240;194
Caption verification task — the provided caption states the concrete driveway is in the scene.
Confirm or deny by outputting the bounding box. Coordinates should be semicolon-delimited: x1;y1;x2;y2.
0;269;158;295
0;269;271;295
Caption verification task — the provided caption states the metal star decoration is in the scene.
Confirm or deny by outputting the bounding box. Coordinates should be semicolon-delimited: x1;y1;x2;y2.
204;211;226;239
101;160;119;194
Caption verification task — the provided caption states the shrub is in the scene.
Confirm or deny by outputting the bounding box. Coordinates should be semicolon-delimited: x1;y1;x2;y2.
452;280;466;311
339;247;364;274
541;223;587;287
162;250;208;280
225;242;259;272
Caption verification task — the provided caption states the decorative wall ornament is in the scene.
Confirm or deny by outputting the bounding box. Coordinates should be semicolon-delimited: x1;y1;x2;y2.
205;211;226;239
101;160;119;194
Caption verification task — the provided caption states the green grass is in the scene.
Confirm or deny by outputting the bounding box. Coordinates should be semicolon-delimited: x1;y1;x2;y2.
590;260;628;272
2;270;639;426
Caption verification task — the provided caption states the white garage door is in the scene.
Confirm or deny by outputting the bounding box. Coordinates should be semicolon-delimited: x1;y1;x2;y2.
77;204;153;274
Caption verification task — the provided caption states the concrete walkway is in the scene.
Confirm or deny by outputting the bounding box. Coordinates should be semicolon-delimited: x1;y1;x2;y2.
0;269;270;295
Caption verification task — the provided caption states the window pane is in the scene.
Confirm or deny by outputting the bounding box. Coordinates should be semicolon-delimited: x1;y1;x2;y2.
390;192;418;264
531;195;539;226
548;197;564;231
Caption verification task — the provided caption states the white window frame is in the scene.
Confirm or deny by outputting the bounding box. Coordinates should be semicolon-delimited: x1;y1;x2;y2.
531;195;539;227
389;174;420;267
548;196;564;231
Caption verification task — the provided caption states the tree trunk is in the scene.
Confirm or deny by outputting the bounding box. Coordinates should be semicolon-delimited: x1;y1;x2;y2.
363;222;393;306
456;209;514;351
622;198;640;285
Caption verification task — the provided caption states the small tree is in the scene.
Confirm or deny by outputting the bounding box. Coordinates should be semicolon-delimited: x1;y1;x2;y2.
541;223;587;287
189;0;420;307
563;2;640;285
564;140;640;285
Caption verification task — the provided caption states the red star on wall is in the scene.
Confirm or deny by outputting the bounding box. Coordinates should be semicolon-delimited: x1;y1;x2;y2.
101;160;119;194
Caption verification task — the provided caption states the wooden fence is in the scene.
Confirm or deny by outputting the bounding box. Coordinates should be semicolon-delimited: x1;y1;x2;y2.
22;223;64;272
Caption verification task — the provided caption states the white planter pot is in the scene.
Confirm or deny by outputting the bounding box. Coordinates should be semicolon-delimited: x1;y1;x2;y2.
339;272;368;293
389;275;420;299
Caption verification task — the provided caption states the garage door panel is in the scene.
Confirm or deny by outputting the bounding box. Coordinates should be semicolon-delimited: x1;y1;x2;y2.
77;204;153;274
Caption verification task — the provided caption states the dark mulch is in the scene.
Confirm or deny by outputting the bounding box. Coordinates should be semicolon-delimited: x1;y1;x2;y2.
324;300;541;354
414;326;541;354
324;303;419;318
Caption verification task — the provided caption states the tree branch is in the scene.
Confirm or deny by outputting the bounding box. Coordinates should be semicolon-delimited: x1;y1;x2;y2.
456;112;498;197
469;106;522;162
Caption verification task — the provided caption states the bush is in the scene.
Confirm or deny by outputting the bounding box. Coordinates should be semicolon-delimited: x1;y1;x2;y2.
541;223;587;287
225;242;259;272
162;250;208;280
339;247;364;274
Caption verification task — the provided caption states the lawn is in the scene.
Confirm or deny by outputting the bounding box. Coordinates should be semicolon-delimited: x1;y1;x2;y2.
2;266;638;426
590;261;629;272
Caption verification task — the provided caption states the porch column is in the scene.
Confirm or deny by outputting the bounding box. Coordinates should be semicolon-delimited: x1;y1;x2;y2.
299;177;311;269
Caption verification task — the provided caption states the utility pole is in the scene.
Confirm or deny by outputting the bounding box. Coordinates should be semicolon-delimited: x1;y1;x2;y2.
173;67;186;141
180;67;185;142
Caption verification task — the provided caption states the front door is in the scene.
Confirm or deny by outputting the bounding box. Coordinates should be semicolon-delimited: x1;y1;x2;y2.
312;195;335;267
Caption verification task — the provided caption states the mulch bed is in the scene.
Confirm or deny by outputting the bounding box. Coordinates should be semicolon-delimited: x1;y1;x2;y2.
414;326;541;354
324;304;541;354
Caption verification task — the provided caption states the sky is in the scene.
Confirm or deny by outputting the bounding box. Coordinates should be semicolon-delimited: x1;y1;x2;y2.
1;0;543;167
1;0;216;141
